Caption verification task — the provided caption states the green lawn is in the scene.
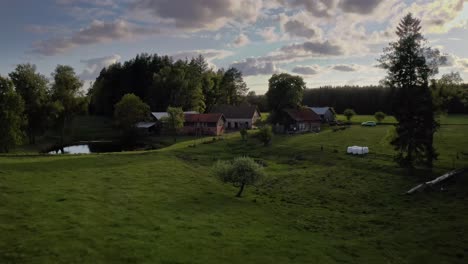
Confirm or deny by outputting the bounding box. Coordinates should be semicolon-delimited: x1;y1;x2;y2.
337;114;468;125
1;119;468;263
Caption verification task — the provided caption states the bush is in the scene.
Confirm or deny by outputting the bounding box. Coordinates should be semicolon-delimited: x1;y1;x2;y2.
374;111;386;123
257;125;273;146
212;157;265;197
343;109;356;121
240;128;248;141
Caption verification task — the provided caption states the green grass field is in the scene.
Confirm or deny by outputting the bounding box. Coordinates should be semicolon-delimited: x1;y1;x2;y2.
1;117;468;263
336;114;468;125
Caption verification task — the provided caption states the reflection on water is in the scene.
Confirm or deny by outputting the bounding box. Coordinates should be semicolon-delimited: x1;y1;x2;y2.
49;145;91;154
47;142;125;154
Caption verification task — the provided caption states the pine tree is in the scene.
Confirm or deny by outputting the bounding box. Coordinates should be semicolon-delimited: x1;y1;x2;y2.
379;13;440;171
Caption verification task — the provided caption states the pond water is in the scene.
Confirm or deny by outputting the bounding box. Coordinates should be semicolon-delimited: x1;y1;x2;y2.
47;142;125;155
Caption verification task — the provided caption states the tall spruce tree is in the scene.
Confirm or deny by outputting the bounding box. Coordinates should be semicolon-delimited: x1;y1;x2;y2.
379;13;440;171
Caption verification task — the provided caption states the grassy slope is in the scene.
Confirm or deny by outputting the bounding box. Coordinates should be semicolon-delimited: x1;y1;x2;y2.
1;121;468;263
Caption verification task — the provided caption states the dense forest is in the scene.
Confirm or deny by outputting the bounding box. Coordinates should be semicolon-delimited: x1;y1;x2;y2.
303;84;468;115
88;53;248;116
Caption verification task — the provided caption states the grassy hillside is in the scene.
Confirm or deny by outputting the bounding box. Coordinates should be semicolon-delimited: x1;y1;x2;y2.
1;122;468;263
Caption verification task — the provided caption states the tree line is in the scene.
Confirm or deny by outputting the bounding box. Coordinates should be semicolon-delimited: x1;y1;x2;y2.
246;83;468;115
88;54;248;116
0;64;86;152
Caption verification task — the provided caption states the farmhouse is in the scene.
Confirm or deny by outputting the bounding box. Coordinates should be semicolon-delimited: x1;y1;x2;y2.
309;107;335;123
275;108;321;134
182;113;226;136
210;104;261;130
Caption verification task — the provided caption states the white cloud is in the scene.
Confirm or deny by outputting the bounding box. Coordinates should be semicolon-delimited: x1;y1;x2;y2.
292;65;321;75
132;0;263;31
230;57;277;76
31;20;160;56
283;19;321;39
258;27;279;43
331;64;360;72
80;54;121;80
232;33;251;47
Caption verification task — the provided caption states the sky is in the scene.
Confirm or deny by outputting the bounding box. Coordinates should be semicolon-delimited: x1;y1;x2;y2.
0;0;468;94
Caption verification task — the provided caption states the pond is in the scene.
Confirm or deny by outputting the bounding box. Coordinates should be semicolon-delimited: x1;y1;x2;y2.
47;142;126;155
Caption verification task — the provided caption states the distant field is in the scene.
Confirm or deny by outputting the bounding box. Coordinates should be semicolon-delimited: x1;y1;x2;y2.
336;114;468;125
1;120;468;263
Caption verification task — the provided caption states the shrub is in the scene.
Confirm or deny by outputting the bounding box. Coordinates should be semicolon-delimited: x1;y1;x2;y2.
240;128;248;141
374;111;386;123
257;125;273;146
343;109;356;121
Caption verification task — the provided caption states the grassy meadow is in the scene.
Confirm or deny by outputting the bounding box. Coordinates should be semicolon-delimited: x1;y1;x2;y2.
1;116;468;263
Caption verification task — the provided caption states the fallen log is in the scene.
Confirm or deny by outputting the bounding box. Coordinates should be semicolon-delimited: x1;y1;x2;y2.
406;168;467;195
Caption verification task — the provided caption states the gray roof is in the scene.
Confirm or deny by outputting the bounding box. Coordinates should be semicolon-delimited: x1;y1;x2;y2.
136;122;156;128
309;107;332;115
151;111;198;120
151;112;169;120
210;104;260;119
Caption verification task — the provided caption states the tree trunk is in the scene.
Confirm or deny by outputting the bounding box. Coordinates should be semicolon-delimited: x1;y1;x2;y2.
407;141;415;175
236;183;245;197
426;133;435;168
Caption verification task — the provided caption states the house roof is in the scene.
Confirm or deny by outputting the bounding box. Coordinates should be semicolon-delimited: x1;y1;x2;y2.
284;108;321;122
309;107;332;115
151;111;198;120
210;104;260;119
136;122;157;128
184;113;225;123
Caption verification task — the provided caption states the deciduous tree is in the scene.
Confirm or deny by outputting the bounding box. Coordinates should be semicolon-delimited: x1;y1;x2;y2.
114;93;150;141
219;68;248;105
374;111;386;123
0;76;26;153
9;64;49;144
266;73;306;123
50;65;87;146
257;125;273;146
343;109;356;121
212;157;264;197
161;106;184;142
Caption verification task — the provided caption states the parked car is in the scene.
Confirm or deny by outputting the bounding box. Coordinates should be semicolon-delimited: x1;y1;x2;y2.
361;121;377;127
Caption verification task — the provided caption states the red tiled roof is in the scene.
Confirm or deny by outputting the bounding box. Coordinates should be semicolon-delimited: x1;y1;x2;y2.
184;113;225;123
284;108;321;122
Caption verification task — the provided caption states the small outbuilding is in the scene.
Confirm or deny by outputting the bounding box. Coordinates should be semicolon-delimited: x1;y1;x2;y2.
135;122;157;134
276;108;321;134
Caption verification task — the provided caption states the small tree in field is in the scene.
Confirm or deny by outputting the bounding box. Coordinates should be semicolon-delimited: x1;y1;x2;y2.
161;106;184;142
374;111;386;123
343;109;356;121
212;157;264;197
257;125;273;146
240;128;248;141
